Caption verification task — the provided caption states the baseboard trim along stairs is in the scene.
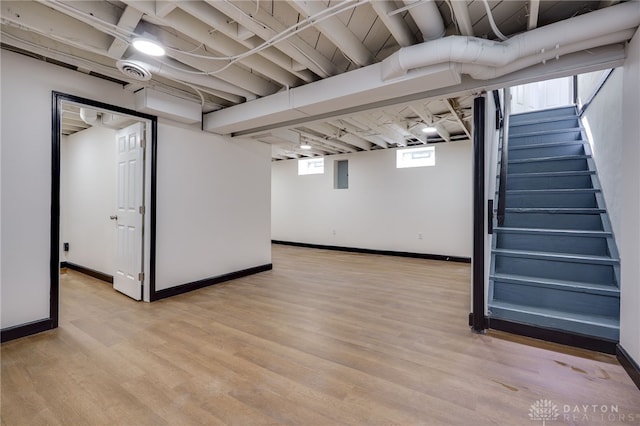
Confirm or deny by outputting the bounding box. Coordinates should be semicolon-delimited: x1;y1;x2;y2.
489;105;621;348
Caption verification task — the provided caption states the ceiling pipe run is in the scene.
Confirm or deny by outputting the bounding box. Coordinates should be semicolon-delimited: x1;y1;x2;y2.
122;55;256;102
382;1;640;80
461;29;635;80
403;0;446;41
204;2;638;135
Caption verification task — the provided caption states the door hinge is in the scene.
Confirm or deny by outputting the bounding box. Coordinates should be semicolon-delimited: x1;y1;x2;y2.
139;205;145;214
138;272;145;281
140;138;146;149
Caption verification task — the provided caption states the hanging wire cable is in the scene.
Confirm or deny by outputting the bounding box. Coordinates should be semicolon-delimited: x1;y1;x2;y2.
19;0;370;81
482;0;508;41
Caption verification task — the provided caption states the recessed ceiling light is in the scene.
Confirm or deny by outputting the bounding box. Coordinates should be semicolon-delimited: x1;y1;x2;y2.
422;126;438;134
132;37;165;56
300;143;312;150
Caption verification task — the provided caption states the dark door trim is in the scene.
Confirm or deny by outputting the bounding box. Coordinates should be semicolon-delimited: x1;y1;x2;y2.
0;91;157;343
471;95;487;332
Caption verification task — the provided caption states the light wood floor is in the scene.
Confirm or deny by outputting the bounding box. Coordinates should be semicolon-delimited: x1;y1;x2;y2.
2;245;639;425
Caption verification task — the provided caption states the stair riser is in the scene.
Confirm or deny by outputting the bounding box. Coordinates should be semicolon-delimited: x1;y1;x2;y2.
492;281;619;317
488;306;619;340
510;107;577;124
496;233;609;256
494;256;615;284
508;144;585;160
508;159;588;173
510;118;580;135
503;213;603;230
506;175;593;190
505;192;597;208
509;131;582;146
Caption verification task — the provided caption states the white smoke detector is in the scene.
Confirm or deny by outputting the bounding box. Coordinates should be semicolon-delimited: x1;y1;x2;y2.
116;59;152;81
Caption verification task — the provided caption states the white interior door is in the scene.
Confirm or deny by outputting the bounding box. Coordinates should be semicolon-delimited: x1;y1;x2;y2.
114;122;144;300
511;77;574;114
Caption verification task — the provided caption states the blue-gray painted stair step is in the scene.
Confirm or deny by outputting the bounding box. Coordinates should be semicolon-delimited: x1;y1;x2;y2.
488;301;619;340
493;249;617;285
506;172;594;190
503;208;604;230
509;129;583;146
491;273;618;295
508;142;585;160
508;114;578;127
492;278;619;318
508;155;589;173
510;117;580;134
505;188;599;208
494;227;611;256
491;105;619;343
509;106;577;124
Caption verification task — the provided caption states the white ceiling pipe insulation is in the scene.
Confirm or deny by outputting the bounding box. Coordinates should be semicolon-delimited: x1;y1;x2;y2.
403;0;446;41
461;29;636;80
203;2;638;135
122;56;256;102
382;1;640;80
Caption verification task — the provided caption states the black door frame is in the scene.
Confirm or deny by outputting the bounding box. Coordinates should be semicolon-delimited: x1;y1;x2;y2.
0;92;158;343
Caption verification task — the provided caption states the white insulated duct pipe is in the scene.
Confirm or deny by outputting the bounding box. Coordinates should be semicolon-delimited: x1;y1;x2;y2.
461;29;636;80
403;0;446;41
126;56;256;102
382;1;640;80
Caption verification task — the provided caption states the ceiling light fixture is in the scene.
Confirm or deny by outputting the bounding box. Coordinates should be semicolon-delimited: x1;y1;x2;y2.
422;126;438;134
132;37;165;57
300;143;312;150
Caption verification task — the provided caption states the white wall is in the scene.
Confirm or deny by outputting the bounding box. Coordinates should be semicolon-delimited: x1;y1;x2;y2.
1;50;135;328
579;70;624;240
60;126;117;275
1;49;272;330
272;142;473;257
155;123;271;291
620;30;640;367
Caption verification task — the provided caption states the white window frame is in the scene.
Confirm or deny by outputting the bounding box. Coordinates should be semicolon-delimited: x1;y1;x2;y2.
298;157;325;175
396;146;436;169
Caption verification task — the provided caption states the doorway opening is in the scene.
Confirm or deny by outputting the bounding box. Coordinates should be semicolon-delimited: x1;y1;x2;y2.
51;92;157;327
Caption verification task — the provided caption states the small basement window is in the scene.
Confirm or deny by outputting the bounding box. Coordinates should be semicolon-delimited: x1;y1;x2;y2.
334;160;348;189
396;146;435;168
298;157;324;175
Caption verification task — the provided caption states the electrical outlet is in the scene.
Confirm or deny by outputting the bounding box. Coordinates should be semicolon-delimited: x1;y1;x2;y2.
63;242;70;251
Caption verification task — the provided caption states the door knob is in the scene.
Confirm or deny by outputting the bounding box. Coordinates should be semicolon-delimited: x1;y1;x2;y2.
110;215;118;220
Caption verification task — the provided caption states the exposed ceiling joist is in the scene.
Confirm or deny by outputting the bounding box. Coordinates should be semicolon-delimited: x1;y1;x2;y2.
527;0;540;30
370;1;416;47
445;98;471;140
204;0;337;78
107;6;143;59
288;0;375;67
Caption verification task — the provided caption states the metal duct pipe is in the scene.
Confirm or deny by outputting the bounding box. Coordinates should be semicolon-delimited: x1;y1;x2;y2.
383;1;640;80
125;55;256;102
403;0;445;41
461;29;636;80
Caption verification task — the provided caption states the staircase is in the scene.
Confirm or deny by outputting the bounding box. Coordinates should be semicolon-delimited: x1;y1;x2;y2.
489;105;620;341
